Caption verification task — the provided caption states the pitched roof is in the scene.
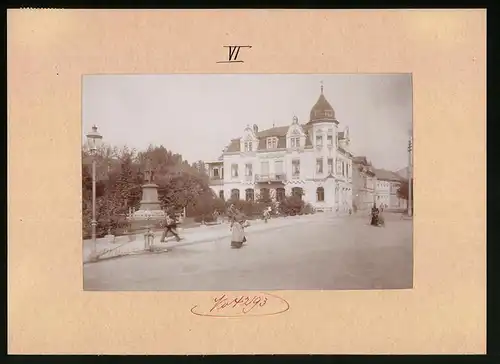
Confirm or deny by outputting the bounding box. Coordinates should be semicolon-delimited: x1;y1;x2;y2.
223;124;313;152
224;139;241;153
301;124;313;147
353;156;368;164
256;126;289;138
373;168;404;182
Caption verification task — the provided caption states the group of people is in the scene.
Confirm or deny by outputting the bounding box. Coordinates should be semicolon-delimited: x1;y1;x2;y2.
158;204;275;249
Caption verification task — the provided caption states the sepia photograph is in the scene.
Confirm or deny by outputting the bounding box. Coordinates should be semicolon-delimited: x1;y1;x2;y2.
82;74;414;291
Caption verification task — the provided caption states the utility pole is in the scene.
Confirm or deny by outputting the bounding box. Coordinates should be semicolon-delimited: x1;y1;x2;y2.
407;136;413;217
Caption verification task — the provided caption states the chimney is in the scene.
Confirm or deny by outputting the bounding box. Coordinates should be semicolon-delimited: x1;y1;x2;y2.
253;124;258;134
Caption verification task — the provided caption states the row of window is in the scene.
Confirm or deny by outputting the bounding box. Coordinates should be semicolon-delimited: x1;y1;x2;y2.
314;110;334;118
231;160;286;178
315;134;335;148
244;138;281;152
376;181;400;190
244;134;338;152
228;158;351;178
222;187;297;202
221;186;351;203
316;158;351;177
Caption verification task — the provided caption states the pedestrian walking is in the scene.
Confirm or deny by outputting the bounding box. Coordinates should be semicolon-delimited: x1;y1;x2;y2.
213;210;220;224
263;206;271;223
160;212;181;242
230;213;247;249
378;208;386;227
227;203;240;226
370;203;380;227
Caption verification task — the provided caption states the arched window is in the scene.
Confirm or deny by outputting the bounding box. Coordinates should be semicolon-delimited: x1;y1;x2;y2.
259;188;271;202
231;189;240;200
245;188;254;201
292;187;303;200
276;187;286;202
219;190;225;200
316;187;325;202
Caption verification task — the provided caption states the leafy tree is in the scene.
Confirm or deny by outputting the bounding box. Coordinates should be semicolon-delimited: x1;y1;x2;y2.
82;143;220;237
257;189;273;206
278;195;305;216
191;160;207;175
397;179;413;201
115;153;142;211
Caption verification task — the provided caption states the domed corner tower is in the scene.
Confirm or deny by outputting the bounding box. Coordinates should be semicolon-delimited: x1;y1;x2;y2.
308;82;339;125
304;82;341;213
306;82;340;151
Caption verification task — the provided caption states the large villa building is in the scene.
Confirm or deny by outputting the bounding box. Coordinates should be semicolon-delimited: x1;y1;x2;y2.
205;84;407;213
205;85;354;213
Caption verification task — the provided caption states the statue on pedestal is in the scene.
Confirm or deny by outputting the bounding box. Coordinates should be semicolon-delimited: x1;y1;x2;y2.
128;158;166;233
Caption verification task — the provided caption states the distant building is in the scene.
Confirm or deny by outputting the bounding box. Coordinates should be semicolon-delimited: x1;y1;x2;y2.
372;168;406;209
352;156;377;211
205;84;354;213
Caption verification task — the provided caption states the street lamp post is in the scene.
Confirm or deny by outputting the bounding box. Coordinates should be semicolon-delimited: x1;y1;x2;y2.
86;125;103;261
407;136;413;217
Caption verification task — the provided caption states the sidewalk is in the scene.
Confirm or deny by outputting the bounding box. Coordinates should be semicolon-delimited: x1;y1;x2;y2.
83;223;231;263
82;213;336;263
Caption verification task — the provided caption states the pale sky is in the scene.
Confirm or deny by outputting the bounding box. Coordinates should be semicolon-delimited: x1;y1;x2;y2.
82;74;412;171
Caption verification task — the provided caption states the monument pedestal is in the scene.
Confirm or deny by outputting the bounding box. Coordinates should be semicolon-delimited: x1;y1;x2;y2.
129;209;166;231
128;181;166;233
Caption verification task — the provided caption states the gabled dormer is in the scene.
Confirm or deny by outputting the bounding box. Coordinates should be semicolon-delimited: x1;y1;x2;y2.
240;124;259;153
286;116;306;149
265;136;279;150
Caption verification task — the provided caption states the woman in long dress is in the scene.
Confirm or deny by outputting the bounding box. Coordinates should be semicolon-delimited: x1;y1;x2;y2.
370;204;380;226
377;208;385;227
230;214;247;249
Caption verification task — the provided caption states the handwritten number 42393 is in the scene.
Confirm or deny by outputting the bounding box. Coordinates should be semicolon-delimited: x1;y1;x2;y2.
217;45;252;64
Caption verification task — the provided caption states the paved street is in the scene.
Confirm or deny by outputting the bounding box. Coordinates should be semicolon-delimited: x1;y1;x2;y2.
83;213;413;291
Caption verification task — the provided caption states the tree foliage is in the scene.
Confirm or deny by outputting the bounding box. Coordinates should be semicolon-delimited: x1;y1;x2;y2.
82;142;317;239
257;188;273;206
82;143;216;238
397;179;413;201
278;195;304;216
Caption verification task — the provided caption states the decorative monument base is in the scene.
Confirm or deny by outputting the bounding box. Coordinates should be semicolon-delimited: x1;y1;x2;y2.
127;164;169;252
129;209;166;232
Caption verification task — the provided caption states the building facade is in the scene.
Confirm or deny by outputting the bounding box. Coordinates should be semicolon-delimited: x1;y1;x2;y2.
205;85;354;213
352;156;376;211
372;168;406;210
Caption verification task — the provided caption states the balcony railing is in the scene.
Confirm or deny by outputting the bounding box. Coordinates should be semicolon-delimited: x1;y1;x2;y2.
209;176;223;185
255;173;287;183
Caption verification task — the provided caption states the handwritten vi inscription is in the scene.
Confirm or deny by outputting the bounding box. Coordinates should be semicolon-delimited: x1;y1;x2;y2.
217;45;252;64
191;292;290;317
